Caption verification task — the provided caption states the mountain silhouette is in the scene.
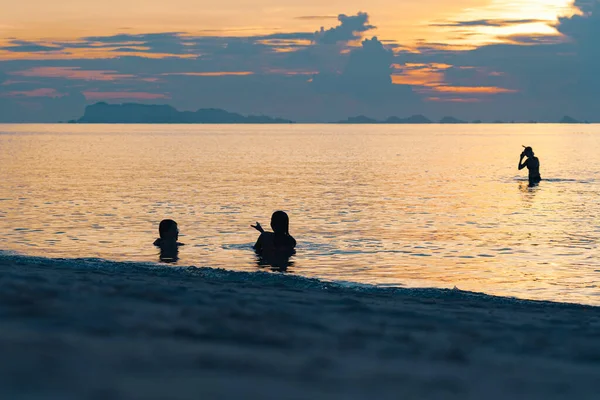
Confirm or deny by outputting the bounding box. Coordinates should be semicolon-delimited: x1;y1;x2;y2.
337;115;378;123
75;102;293;123
383;114;432;124
559;115;588;124
439;116;466;124
338;114;433;124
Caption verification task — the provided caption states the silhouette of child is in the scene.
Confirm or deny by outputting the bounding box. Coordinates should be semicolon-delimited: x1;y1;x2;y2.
519;146;542;186
154;219;183;263
252;211;296;257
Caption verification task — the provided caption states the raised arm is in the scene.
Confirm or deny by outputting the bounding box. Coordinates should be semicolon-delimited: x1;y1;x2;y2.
251;222;265;233
518;154;528;170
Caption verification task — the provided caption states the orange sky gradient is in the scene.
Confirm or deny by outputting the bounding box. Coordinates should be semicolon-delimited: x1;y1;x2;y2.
0;0;591;117
1;0;578;47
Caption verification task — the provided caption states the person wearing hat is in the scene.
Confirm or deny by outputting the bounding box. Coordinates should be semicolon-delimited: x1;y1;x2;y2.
518;146;542;186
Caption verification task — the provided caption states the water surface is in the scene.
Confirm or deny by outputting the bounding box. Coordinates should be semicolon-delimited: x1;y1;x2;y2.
1;124;599;304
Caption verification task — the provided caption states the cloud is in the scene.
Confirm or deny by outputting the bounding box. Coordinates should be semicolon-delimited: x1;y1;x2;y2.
80;32;190;54
314;12;375;44
3;88;66;98
0;40;64;53
390;0;600;120
83;91;169;100
391;63;447;87
558;0;600;47
163;71;254;77
500;34;565;45
110;47;152;53
430;86;516;94
12;67;134;81
310;36;422;117
431;19;544;28
0;13;372;65
2;6;600;122
341;37;393;85
312;36;393;90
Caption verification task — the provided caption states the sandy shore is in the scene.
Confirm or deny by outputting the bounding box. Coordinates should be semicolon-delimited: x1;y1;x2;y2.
1;253;599;399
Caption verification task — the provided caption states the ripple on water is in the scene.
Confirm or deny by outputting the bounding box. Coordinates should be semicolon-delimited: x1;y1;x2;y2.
1;125;600;305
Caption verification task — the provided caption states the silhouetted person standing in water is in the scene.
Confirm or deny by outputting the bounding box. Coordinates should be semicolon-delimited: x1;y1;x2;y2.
252;211;296;269
519;146;541;186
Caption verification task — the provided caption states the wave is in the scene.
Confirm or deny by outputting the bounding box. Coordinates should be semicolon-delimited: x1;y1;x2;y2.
0;250;592;310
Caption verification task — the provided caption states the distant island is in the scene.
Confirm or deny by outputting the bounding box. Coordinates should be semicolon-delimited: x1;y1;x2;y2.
384;115;432;124
439;116;467;124
72;102;294;124
336;115;476;124
336;114;590;124
338;114;431;124
559;116;589;124
70;104;592;124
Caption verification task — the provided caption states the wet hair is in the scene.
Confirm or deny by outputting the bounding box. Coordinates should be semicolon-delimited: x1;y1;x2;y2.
159;219;178;239
270;211;290;235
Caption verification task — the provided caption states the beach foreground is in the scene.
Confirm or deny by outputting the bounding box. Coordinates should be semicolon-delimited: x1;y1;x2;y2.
1;254;599;399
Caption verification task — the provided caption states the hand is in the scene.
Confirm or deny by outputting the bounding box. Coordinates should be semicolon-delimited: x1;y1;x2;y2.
520;152;525;159
251;222;264;233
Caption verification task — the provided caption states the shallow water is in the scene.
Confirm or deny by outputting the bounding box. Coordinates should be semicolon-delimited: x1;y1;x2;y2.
1;124;599;304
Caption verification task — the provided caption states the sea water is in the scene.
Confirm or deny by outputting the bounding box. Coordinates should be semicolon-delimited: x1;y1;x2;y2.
1;124;599;305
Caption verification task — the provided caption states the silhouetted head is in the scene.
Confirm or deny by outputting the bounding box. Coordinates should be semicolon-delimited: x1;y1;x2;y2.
270;211;289;235
524;147;534;157
159;219;179;241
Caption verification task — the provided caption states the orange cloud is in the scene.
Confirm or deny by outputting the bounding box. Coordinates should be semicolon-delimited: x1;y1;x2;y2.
391;63;449;86
392;62;516;98
3;88;65;98
0;47;195;61
163;71;253;76
431;86;517;94
391;70;444;86
83;91;169;100
272;47;306;53
12;67;134;81
256;39;312;47
262;68;317;75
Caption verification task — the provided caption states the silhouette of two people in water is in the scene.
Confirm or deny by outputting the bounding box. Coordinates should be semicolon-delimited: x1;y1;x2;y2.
519;146;542;187
153;211;297;269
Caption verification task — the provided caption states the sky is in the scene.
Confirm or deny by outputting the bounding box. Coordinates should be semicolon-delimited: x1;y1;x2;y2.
0;0;598;122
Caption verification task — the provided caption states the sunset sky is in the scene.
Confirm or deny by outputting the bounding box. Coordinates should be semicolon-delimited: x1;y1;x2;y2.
0;0;575;41
1;0;598;122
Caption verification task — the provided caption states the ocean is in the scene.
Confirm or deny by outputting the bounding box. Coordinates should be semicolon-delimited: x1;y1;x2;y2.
1;123;599;305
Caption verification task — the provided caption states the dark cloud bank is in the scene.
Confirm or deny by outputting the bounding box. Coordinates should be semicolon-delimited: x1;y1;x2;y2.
1;2;599;123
